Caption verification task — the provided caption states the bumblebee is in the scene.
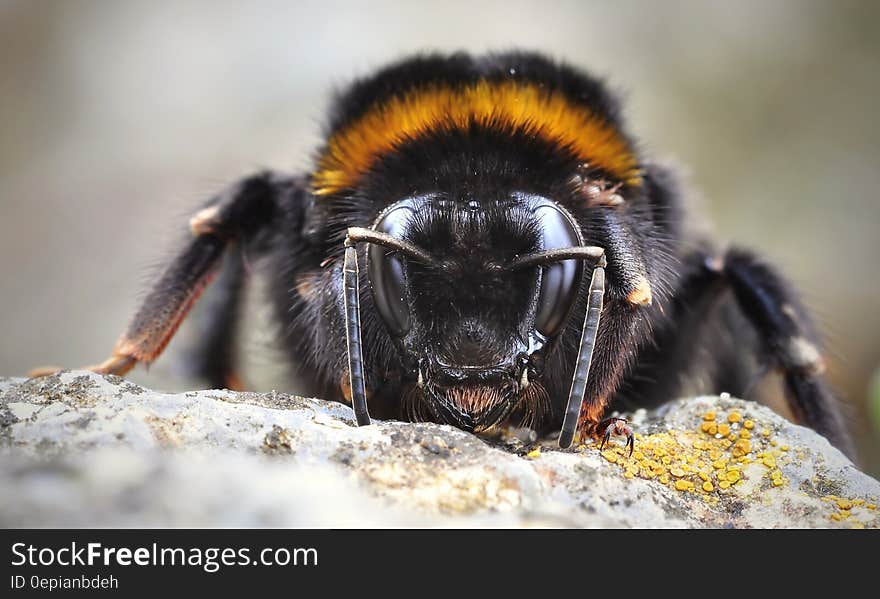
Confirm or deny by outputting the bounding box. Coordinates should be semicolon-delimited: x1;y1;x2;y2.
35;51;851;454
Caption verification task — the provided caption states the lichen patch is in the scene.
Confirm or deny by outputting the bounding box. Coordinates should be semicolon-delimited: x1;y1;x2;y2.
588;409;800;508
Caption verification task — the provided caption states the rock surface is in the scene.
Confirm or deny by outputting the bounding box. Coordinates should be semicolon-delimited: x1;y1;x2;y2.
1;371;878;528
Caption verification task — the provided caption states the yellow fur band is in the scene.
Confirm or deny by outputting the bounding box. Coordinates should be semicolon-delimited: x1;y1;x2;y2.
312;81;642;196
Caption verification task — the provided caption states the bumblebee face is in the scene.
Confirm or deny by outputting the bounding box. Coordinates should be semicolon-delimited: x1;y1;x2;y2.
366;192;584;431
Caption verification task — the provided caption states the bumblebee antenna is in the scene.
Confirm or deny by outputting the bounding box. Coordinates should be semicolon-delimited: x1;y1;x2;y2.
558;254;606;448
342;227;436;427
346;227;435;264
343;234;371;426
506;243;607;447
507;246;605;270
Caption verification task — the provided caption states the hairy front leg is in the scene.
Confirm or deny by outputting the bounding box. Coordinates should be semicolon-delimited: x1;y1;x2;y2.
29;171;295;379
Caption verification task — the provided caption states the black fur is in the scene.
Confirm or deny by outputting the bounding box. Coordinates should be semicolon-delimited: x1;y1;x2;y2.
103;51;851;456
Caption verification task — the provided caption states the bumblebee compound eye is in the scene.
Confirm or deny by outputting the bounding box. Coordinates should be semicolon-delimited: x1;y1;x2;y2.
532;201;584;337
367;203;415;337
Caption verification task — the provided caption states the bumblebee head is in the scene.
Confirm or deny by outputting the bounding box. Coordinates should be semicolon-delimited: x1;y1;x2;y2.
356;191;591;431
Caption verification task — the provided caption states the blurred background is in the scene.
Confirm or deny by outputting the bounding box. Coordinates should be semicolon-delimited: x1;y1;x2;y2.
1;0;878;473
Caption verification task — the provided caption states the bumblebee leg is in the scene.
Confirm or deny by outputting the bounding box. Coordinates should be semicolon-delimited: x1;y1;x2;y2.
572;174;652;306
591;209;653;306
30;171;297;381
627;248;850;455
597;417;634;456
621;251;736;409
181;246;247;390
722;248;851;455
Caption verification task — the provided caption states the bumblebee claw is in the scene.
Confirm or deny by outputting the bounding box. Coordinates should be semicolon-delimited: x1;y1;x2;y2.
597;417;636;456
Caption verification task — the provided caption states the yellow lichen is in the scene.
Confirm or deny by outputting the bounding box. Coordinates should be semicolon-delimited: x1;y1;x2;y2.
815;495;880;528
732;439;751;458
586;406;878;523
675;480;694;492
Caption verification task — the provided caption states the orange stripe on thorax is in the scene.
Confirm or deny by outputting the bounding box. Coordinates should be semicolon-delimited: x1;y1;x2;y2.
312;81;641;196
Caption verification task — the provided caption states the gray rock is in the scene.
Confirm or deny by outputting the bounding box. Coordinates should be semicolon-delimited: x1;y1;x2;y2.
1;371;877;528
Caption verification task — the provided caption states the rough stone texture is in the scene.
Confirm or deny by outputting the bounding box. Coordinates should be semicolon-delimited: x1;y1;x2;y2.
1;371;878;528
